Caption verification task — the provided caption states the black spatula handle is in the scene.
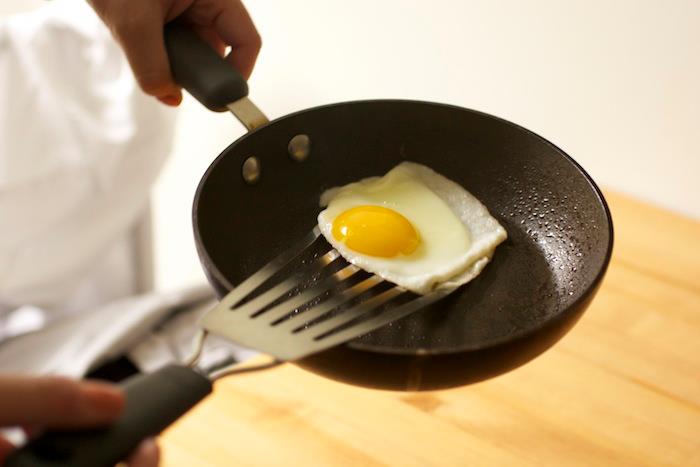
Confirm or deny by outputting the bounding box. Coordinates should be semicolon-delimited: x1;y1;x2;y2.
5;365;212;467
164;22;249;111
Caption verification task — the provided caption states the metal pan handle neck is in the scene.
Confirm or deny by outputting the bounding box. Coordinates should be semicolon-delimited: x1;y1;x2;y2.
227;97;269;131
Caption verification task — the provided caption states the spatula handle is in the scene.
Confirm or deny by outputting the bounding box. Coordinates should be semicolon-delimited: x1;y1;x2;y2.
164;22;248;111
5;365;212;467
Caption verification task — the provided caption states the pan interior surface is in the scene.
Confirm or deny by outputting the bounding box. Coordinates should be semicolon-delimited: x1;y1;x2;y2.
194;100;612;356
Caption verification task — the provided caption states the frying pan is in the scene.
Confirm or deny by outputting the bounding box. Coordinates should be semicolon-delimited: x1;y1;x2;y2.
5;24;613;467
174;26;614;391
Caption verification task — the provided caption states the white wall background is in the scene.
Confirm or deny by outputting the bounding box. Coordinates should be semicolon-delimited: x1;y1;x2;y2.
3;0;699;291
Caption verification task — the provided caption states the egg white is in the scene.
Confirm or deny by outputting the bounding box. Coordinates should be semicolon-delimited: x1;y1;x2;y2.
317;162;507;295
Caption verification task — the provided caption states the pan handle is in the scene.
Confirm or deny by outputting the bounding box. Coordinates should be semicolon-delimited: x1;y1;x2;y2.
4;365;212;467
164;22;248;112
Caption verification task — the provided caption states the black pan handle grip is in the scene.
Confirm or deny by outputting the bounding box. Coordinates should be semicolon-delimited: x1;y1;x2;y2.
5;365;212;467
164;22;248;111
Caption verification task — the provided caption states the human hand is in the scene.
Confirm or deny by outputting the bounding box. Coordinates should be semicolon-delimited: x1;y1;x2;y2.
88;0;261;106
0;375;158;467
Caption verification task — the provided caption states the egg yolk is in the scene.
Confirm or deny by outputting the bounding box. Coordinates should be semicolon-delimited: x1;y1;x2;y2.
332;205;419;257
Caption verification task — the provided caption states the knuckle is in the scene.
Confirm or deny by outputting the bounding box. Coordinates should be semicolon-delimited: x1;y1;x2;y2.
251;31;262;50
107;5;154;38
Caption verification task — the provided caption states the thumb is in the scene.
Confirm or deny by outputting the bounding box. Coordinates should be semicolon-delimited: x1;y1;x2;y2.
0;376;124;429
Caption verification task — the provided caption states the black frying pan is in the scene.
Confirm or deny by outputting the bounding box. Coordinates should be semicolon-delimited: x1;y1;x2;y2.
177;25;614;391
6;24;612;467
196;102;613;391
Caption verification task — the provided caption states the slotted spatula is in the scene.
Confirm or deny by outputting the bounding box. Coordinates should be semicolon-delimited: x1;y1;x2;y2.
201;226;448;361
6;227;448;467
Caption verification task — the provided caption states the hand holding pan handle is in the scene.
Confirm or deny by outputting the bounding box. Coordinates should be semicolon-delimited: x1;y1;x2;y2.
163;22;248;111
5;366;212;467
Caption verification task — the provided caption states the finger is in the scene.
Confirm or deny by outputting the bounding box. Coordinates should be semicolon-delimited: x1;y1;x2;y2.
193;26;227;57
126;438;160;467
108;3;183;104
158;95;184;106
0;436;15;464
209;0;262;79
0;376;124;428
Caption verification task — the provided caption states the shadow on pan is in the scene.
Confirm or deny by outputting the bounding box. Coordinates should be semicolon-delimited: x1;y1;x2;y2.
194;99;614;391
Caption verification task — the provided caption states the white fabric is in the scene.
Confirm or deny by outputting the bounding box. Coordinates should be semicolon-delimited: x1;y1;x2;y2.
0;0;176;324
0;283;256;377
0;2;255;375
0;285;213;377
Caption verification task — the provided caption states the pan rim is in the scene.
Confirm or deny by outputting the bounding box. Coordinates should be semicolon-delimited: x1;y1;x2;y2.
192;99;614;356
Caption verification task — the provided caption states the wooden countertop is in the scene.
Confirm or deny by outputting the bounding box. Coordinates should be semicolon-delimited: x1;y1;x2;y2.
160;191;700;466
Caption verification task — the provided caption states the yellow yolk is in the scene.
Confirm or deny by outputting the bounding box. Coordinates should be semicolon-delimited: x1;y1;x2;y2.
331;205;419;257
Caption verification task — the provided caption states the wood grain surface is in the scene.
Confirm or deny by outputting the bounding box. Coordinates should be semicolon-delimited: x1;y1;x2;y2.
160;191;700;466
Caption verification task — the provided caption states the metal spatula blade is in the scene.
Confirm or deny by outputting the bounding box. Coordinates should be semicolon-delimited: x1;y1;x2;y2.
200;227;448;361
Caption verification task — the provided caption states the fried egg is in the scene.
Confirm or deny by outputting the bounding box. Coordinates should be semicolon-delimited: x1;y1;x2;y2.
317;162;507;295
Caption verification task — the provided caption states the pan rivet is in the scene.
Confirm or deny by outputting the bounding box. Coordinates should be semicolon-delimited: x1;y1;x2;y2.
242;156;261;185
288;134;311;162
